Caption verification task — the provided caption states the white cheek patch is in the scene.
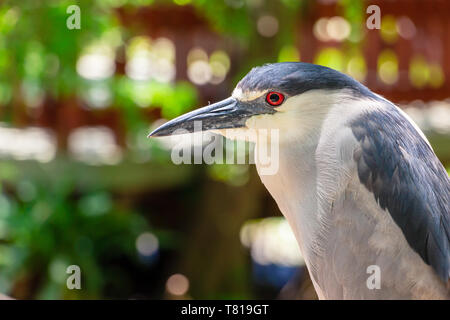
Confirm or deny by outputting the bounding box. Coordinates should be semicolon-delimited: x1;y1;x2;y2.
232;87;267;102
245;113;276;129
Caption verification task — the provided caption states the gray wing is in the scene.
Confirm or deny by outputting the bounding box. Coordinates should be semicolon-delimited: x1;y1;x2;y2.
351;102;450;281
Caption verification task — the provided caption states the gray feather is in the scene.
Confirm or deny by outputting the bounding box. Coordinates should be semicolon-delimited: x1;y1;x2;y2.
351;103;450;281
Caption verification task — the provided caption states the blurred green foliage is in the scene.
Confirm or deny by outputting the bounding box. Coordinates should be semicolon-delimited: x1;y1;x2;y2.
0;179;149;299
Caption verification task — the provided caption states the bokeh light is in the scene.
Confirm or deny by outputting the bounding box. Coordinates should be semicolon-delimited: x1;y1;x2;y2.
240;217;304;267
378;49;399;85
68;126;122;165
81;81;112;109
326;16;351;42
314;16;351;42
187;48;231;85
428;63;445;88
0;126;56;162
77;44;116;80
257;15;279;37
409;55;430;88
166;274;189;296
396;16;416;40
136;232;159;257
313;18;330;42
380;15;398;44
125;36;176;82
278;45;300;62
346;52;367;82
314;47;345;72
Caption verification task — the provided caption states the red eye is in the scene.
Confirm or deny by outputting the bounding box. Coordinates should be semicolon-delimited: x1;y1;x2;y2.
266;91;284;106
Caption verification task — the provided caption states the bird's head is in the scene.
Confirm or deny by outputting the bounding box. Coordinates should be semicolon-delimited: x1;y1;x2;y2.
149;62;375;143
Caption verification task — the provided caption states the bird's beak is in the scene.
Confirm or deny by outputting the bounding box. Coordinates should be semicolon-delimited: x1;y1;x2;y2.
148;97;275;137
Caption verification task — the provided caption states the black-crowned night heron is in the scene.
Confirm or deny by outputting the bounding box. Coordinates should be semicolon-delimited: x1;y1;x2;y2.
150;62;450;299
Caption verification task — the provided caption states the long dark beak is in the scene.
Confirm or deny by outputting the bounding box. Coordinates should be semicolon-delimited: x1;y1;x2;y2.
148;97;275;137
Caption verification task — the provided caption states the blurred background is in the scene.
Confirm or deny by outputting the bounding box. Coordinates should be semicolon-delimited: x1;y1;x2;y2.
0;0;448;299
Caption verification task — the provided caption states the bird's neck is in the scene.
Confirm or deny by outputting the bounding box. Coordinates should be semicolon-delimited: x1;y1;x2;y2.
253;90;360;255
253;90;363;252
255;135;321;256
